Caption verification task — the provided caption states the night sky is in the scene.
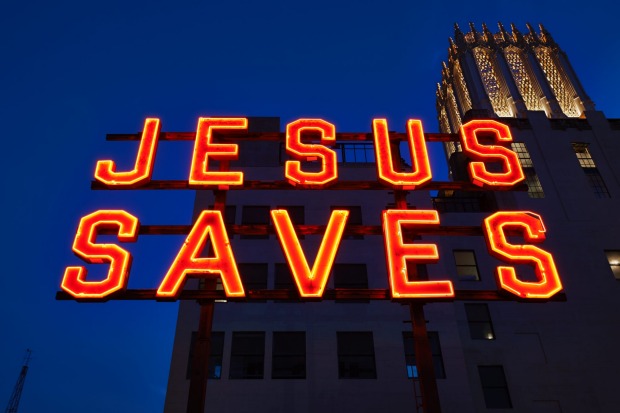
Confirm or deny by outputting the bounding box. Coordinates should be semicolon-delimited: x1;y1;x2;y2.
2;1;619;412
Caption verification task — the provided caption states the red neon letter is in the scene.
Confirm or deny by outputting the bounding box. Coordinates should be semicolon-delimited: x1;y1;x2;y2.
94;118;161;187
459;119;524;187
271;209;348;297
382;209;454;298
285;119;337;187
156;210;244;299
373;119;432;189
61;210;139;299
484;211;562;299
189;117;247;187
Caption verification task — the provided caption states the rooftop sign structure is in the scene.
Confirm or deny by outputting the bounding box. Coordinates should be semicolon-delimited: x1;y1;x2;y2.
57;117;564;303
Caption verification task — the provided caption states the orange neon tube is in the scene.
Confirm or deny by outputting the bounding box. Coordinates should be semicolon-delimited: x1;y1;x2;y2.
459;119;524;188
94;118;161;187
156;210;244;299
373;119;432;189
382;209;454;298
61;210;139;299
189;117;247;187
483;211;563;299
285;119;337;187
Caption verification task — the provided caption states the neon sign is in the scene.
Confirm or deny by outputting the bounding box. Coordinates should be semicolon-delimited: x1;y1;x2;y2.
61;118;563;301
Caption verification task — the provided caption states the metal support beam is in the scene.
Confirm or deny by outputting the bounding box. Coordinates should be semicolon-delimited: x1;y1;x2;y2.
410;303;442;413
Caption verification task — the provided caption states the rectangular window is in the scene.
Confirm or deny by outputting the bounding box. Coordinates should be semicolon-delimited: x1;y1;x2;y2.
337;332;377;379
272;332;306;379
229;332;265;379
274;263;302;302
524;169;545;198
402;331;446;379
186;331;224;380
478;365;512;409
605;250;620;279
465;303;495;340
453;250;480;281
572;143;610;198
335;143;375;164
274;263;295;290
331;205;363;239
237;263;268;291
241;205;270;239
511;142;544;198
237;263;268;302
334;263;369;303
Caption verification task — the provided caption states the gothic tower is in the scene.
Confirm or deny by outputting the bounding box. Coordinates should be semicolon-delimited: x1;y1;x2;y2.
436;23;595;160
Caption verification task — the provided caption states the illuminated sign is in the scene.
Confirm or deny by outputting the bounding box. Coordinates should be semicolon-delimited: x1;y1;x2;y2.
60;118;563;302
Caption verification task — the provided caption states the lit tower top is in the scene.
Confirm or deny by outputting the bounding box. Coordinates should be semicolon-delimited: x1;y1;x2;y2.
436;22;595;137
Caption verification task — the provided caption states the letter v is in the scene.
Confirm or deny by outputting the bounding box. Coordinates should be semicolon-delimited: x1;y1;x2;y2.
271;209;349;297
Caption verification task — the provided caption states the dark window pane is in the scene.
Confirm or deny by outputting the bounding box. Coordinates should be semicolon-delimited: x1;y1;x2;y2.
331;205;363;239
187;331;224;380
337;332;377;379
241;205;270;239
274;263;295;289
465;303;495;340
572;143;610;198
454;250;480;281
230;332;265;379
334;264;369;303
237;263;268;302
402;331;446;379
479;366;512;409
272;332;306;379
274;263;303;302
523;168;545;198
237;263;268;290
584;168;610;198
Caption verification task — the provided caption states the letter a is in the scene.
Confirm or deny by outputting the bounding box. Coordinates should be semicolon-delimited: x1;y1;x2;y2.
157;210;244;299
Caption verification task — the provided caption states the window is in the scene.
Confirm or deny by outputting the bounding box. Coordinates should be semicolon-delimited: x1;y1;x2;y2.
229;332;265;379
454;250;480;281
274;263;302;302
276;205;304;239
331;205;363;239
465;303;495;340
402;331;446;379
272;332;306;379
186;331;224;380
478;365;512;409
605;251;620;279
333;264;369;303
335;143;375;164
237;263;268;291
241;205;270;239
337;332;377;379
524;169;544;198
572;143;610;198
237;263;268;302
511;142;544;198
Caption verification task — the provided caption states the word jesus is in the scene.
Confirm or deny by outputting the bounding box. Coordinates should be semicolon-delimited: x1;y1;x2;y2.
94;118;525;189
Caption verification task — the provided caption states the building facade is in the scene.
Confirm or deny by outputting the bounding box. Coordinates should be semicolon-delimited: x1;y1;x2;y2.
164;24;620;412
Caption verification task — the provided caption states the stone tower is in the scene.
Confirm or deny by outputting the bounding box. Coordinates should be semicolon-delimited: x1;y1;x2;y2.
436;23;595;159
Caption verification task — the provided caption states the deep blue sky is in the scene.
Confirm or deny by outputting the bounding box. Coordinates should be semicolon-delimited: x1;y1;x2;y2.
1;1;619;412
